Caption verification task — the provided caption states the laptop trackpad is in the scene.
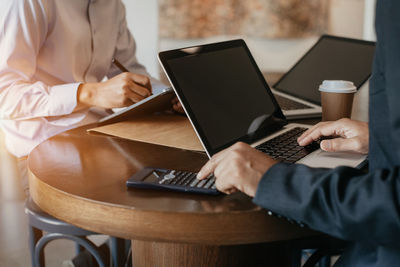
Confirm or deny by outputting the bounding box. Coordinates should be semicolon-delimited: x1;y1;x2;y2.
297;149;367;169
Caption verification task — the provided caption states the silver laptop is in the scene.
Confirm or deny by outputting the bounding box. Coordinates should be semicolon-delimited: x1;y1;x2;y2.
158;39;366;168
272;35;375;119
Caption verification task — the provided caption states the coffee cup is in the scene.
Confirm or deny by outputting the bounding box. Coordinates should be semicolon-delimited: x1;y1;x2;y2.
319;80;356;121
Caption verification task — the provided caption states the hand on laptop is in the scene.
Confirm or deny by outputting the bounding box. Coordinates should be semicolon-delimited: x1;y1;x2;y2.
297;118;369;154
77;72;152;109
197;142;278;196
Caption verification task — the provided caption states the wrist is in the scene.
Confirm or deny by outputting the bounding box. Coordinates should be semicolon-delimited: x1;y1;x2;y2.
77;83;97;107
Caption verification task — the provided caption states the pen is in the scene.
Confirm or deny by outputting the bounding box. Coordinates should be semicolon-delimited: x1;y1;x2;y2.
112;57;153;97
112;58;129;73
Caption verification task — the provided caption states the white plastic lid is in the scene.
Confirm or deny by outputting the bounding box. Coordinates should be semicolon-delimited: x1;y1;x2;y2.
318;80;357;93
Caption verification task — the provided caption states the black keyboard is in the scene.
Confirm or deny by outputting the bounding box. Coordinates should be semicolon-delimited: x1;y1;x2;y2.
274;94;312;110
256;127;319;163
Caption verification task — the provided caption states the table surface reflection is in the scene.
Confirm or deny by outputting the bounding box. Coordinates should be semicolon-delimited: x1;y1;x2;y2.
28;124;314;245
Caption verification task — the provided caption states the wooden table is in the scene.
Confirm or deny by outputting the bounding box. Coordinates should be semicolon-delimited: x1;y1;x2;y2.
28;124;315;267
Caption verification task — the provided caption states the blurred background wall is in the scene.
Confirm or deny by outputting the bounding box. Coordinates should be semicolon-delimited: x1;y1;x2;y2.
123;0;375;79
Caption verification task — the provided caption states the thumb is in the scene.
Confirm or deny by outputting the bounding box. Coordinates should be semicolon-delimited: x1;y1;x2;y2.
320;138;359;152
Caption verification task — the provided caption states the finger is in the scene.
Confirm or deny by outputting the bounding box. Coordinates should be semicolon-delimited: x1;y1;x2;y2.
320;137;360;152
197;158;220;180
128;81;151;97
297;122;326;142
172;100;180;108
173;101;184;110
215;176;238;195
229;188;238;194
173;103;184;113
172;97;179;104
124;87;146;103
213;167;236;194
126;73;152;91
223;188;237;195
197;149;231;180
298;121;341;146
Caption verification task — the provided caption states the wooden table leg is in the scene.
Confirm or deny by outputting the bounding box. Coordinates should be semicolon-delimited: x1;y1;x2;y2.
132;240;291;267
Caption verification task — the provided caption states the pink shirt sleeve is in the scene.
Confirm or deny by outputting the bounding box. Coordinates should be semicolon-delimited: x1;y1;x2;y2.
0;0;80;120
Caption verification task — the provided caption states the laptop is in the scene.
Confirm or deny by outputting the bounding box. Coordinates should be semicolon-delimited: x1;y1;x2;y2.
271;35;375;119
158;39;367;169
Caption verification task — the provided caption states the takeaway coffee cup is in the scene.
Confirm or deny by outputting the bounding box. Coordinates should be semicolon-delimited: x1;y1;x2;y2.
319;80;357;121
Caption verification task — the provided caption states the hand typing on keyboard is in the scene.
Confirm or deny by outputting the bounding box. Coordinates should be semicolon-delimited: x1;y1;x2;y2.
197;142;278;196
255;127;319;163
297;118;369;155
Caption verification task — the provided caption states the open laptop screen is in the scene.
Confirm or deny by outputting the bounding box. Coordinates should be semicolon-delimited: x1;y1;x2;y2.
274;35;376;105
159;40;286;156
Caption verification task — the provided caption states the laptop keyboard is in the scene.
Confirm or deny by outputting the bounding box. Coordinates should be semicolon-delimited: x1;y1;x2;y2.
256;127;319;163
274;94;312;110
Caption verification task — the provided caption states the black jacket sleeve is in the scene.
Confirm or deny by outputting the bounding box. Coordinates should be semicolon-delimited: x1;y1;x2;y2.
253;163;400;248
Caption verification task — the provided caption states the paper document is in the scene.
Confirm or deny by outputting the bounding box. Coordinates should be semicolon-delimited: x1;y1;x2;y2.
89;114;204;151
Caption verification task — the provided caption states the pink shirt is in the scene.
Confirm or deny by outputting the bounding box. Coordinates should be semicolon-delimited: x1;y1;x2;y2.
0;0;165;157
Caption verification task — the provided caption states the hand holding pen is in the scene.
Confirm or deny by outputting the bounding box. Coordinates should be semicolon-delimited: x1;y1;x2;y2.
113;57;185;113
76;58;152;109
108;58;184;113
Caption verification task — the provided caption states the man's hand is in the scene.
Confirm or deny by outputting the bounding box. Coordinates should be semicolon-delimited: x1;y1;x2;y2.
197;142;278;196
297;118;369;154
77;72;152;109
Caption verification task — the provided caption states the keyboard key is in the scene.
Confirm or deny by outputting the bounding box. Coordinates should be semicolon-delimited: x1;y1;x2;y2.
182;173;197;186
204;177;216;189
256;127;318;163
170;173;186;185
175;172;192;185
163;178;174;185
189;178;201;187
196;179;208;188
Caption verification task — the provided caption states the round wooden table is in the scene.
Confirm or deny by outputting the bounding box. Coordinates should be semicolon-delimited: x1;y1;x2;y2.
28;125;314;267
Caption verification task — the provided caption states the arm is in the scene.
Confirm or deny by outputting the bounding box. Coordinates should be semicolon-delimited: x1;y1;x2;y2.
198;142;400;247
254;163;400;247
382;1;400;162
0;0;80;120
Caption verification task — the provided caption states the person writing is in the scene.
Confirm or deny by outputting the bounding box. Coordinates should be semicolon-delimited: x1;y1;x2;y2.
0;1;180;266
0;0;168;159
0;0;178;194
198;1;400;266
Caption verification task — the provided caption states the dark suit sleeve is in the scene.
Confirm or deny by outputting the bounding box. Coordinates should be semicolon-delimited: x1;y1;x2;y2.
381;1;400;162
253;163;400;247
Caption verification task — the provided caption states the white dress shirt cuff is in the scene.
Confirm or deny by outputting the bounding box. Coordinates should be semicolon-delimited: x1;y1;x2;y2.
49;83;81;116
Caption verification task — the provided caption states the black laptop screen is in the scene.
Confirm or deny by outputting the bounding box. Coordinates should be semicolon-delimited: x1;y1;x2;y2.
162;41;286;155
274;36;375;105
